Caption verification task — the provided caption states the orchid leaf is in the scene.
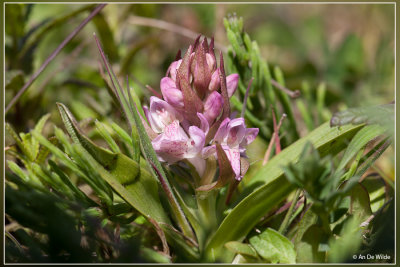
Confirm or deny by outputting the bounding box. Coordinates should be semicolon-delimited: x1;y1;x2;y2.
72;144;169;223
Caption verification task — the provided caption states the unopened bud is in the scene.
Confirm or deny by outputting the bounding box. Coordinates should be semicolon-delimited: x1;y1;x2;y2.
209;68;220;91
226;74;239;97
203;91;223;124
160;77;184;108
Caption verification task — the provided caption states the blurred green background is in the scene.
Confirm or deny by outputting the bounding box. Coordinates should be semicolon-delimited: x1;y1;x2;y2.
5;3;394;131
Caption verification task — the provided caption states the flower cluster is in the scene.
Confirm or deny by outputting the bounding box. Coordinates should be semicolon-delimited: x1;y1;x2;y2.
143;36;258;182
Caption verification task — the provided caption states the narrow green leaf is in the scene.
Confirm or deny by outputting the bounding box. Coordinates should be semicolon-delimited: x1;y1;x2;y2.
356;138;391;179
94;120;121;153
249;228;296;264
361;176;387;213
48;160;95;206
17;4;95;61
131;122;141;163
57;102;116;164
335;124;384;173
5;123;31;160
7;160;29;183
110;122;133;147
31;113;51;160
292;208;318;245
32;129;110;201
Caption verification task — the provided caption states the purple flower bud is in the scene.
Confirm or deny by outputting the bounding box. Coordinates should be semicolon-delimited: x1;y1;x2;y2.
167;59;182;82
160;77;184;108
203;91;223;124
226;74;239;97
206;53;216;72
208;68;220;91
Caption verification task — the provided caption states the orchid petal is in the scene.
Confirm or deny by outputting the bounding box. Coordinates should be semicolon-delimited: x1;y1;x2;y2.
185;126;205;157
151;120;188;163
197;112;209;134
214;117;230;143
167;59;182;82
226;118;246;147
148;96;182;133
225;147;242;180
202;145;216;159
240;128;259;147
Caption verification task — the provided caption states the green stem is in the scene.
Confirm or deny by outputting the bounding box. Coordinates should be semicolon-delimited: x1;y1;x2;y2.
196;190;217;249
278;188;301;234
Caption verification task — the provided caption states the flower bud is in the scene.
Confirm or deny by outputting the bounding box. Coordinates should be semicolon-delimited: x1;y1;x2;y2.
203;91;223;124
226;74;239;97
206;53;216;72
167;59;182;82
160;77;184;108
208;68;220;91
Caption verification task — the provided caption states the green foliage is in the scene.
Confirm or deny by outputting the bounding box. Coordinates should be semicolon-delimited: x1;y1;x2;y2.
249;228;296;263
5;4;394;264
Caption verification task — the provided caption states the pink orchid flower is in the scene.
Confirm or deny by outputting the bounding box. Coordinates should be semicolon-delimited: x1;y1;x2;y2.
202;117;259;180
144;96;207;176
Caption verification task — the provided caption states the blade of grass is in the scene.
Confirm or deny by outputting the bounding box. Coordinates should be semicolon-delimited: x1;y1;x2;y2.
5;4;107;114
